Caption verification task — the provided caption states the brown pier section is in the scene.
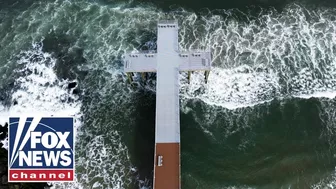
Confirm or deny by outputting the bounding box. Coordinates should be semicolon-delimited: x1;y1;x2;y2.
153;143;180;189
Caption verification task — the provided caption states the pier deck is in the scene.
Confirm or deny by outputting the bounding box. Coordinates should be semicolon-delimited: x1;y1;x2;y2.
124;20;211;189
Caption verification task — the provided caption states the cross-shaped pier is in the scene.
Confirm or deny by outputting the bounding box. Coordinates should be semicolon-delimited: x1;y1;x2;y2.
124;20;211;189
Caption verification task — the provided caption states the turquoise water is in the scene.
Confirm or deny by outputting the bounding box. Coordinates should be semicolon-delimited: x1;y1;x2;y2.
1;0;336;188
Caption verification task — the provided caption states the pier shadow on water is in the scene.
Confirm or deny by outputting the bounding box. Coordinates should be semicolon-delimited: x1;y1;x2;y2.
127;88;156;188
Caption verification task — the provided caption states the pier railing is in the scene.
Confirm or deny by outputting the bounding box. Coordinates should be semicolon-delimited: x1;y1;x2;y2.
158;20;178;24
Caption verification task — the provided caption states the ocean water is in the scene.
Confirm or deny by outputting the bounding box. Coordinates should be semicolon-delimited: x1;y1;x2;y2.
1;0;336;188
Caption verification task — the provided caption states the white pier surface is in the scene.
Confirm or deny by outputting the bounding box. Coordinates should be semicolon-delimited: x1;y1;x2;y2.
124;20;211;143
155;20;180;143
124;20;211;189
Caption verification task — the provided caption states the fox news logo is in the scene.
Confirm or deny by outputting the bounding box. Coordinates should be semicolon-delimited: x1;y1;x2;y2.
8;117;75;182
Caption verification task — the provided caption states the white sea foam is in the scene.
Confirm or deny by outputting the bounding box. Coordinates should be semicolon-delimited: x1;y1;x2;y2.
176;5;336;186
0;42;135;189
180;66;280;109
2;0;336;112
0;104;7;126
11;44;80;118
177;5;336;109
0;1;161;187
0;43;82;184
0;42;82;131
312;168;336;189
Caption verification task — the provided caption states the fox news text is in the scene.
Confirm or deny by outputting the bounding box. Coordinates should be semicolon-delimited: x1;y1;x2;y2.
8;117;75;182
